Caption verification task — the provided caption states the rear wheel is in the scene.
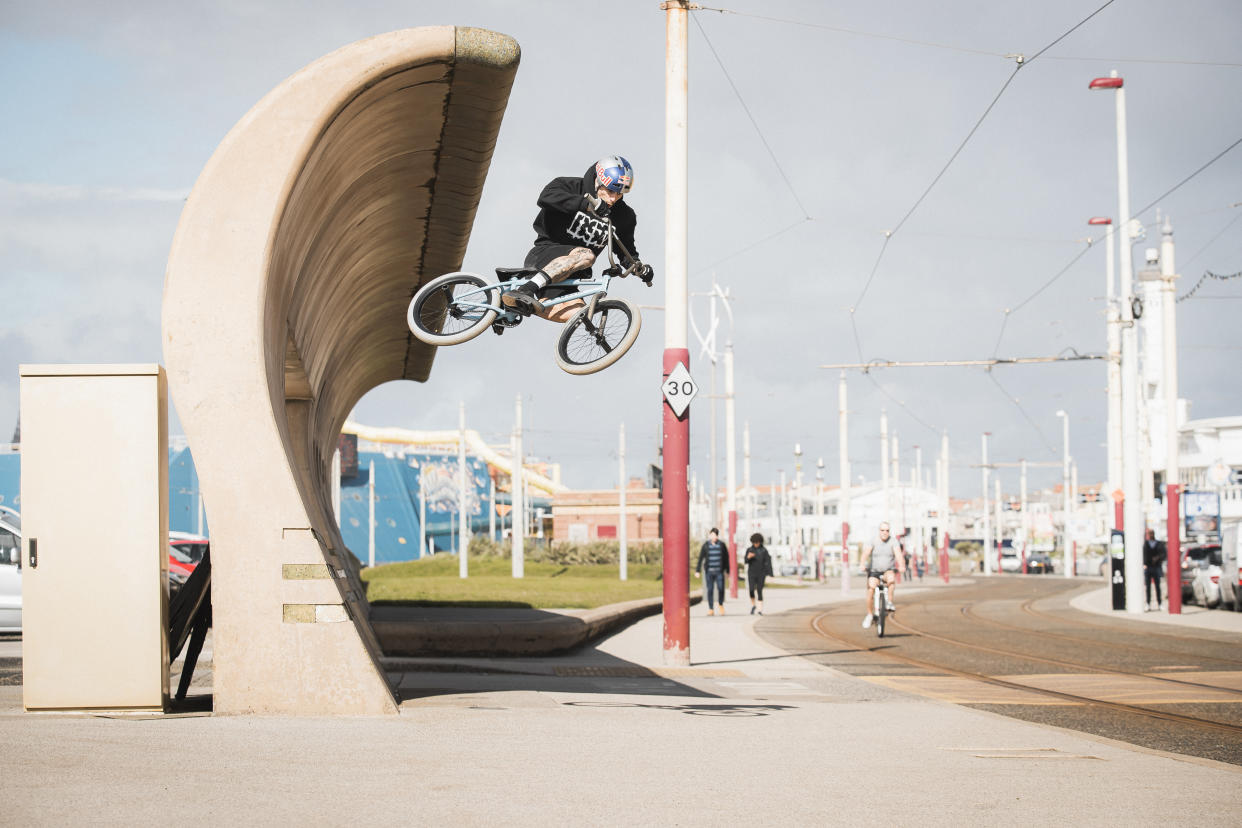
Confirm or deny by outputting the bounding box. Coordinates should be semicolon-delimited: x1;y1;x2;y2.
554;297;641;375
875;590;887;638
407;272;498;346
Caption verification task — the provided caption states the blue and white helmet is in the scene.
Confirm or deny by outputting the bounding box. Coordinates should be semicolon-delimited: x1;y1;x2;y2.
595;155;634;194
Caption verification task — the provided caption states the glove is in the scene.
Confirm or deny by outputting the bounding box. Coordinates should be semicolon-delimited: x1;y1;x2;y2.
602;265;623;278
584;193;609;216
637;263;655;286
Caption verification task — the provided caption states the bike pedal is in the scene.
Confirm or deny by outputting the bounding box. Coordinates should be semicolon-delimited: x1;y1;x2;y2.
491;324;504;336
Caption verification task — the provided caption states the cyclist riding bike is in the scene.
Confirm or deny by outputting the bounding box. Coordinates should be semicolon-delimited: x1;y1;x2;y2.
502;155;655;321
860;522;906;629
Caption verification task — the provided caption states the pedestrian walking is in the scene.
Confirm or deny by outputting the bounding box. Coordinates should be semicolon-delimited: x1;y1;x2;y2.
1143;528;1166;611
743;532;774;615
696;528;730;616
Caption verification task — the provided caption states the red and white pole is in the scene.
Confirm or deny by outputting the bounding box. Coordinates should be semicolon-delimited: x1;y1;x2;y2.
725;344;738;598
838;373;851;594
1161;217;1182;614
662;0;691;665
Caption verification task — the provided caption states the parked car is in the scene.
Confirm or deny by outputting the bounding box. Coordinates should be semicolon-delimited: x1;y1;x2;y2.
1027;553;1055;574
778;564;811;577
999;550;1021;573
169;532;209;566
1220;524;1242;612
0;506;20;633
1182;544;1222;607
168;544;196;593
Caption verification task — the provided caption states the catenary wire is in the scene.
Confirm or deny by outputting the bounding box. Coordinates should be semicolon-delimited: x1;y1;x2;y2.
691;13;812;219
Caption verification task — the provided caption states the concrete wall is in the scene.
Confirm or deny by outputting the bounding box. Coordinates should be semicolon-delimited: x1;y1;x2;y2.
162;27;520;714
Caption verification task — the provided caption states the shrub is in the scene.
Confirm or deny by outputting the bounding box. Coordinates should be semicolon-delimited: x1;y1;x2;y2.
467;536;664;566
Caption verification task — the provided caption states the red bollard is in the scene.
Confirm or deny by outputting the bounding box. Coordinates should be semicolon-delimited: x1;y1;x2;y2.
1167;484;1182;614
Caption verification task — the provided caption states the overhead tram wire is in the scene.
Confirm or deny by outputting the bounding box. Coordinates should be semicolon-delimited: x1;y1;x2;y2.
839;1;1121;447
849;0;1120;361
690;13;812;218
990;135;1242;357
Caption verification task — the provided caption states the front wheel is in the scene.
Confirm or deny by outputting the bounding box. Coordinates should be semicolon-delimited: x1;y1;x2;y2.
554;297;642;375
407;272;498;346
875;591;887;638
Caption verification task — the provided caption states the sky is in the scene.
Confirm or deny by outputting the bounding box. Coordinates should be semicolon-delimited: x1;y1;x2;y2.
2;0;1240;499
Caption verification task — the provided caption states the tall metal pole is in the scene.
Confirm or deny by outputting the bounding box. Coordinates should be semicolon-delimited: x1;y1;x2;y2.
994;478;1002;573
708;290;719;531
743;420;751;538
793;444;803;583
816;458;825;581
489;475;496;542
915;445;924;570
1161;217;1183;613
1091;216;1123;525
419;470;427;558
1020;459;1029;573
981;432;991;576
619;421;628;582
368;459;376;569
839;373;851;593
891;433;900;527
458;402;469;577
725;343;738;597
880;410;890;524
1057;410;1071;577
512;394;525;579
662;0;691;664
941;431;950;582
1092;71;1144;612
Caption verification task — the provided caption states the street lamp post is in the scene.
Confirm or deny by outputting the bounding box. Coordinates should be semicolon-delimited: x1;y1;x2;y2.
1091;71;1145;613
981;432;991;576
1161;218;1183;613
816;458;825;581
1089;215;1122;519
1056;410;1072;577
793;443;803;584
838;374;851;593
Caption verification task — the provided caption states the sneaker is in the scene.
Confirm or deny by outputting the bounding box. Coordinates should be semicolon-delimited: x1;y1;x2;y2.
862;614;873;629
717;605;725;616
501;281;540;315
886;601;896;612
707;607;715;616
757;610;763;616
750;606;756;615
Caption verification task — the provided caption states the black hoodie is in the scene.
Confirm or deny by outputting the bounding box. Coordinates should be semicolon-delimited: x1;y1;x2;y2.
530;166;640;262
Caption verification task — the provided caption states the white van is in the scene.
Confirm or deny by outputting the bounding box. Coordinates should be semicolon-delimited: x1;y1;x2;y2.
1220;523;1242;613
0;506;21;633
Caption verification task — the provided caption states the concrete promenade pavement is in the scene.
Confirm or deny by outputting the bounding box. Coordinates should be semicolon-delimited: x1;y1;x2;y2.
2;577;1239;825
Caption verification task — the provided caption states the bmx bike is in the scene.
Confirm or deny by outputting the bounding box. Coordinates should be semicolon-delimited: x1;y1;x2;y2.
866;570;893;638
406;218;648;375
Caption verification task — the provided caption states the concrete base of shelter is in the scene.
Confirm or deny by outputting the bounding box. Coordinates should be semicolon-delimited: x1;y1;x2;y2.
372;592;703;657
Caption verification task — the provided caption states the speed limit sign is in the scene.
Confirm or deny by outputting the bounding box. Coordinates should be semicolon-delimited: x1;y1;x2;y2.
662;361;699;418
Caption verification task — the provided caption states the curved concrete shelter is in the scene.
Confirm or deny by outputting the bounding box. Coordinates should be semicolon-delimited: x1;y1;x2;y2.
162;27;520;714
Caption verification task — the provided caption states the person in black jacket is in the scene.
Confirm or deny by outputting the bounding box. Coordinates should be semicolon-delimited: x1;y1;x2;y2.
744;532;774;615
696;528;730;616
1143;528;1166;610
502;155;654;320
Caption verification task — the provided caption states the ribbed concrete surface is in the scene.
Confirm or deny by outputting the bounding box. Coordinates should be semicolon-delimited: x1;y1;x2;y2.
162;27;519;714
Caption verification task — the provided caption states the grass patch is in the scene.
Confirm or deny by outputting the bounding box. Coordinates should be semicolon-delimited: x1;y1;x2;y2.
362;554;666;609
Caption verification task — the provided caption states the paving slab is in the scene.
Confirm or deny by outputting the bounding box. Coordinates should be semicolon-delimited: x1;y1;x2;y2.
1;577;1238;825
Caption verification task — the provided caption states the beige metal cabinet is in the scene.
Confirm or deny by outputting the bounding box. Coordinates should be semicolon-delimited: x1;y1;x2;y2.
19;365;169;712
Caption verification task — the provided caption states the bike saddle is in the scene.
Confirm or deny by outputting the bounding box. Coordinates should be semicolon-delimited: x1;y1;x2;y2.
495;266;537;281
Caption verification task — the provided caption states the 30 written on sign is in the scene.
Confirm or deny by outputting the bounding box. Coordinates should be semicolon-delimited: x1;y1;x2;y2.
663;361;699;418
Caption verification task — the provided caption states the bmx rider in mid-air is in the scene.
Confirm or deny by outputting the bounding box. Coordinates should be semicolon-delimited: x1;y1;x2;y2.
502;155;654;321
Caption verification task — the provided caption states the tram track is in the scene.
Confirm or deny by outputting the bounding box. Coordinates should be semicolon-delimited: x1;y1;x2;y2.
808;602;1242;740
